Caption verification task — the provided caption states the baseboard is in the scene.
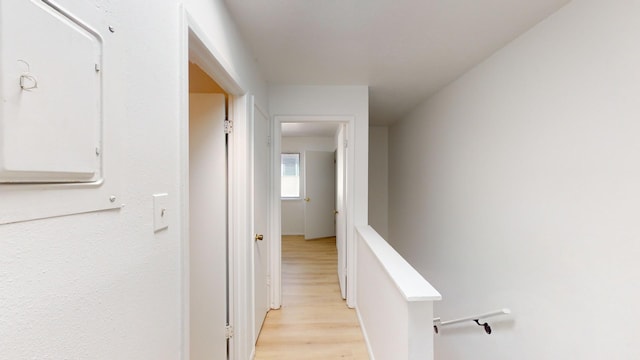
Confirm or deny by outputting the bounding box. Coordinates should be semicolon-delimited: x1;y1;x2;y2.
355;306;376;360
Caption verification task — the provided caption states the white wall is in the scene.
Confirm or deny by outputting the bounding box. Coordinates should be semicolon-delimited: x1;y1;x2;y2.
368;126;389;239
281;136;336;235
388;1;640;359
281;201;305;235
269;85;368;307
0;0;266;359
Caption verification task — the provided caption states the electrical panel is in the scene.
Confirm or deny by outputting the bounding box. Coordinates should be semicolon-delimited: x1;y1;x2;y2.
0;0;103;183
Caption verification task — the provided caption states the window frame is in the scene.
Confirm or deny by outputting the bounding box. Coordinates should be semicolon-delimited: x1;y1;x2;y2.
280;152;301;199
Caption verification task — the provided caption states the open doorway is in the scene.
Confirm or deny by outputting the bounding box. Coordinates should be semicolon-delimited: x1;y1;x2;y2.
187;62;230;360
181;13;254;359
277;122;348;301
280;123;339;240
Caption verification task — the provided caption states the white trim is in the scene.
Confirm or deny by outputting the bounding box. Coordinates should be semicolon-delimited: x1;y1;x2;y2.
251;100;272;341
179;6;252;360
186;13;243;95
247;94;256;343
270;124;283;309
277;115;354;123
177;6;189;359
356;307;376;360
280;152;302;200
230;94;253;360
270;115;356;309
357;226;441;302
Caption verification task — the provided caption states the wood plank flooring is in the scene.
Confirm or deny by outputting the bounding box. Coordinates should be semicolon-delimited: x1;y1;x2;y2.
254;235;369;360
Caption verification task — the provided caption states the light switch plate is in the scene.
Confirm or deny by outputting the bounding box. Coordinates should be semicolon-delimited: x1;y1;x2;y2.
153;193;169;232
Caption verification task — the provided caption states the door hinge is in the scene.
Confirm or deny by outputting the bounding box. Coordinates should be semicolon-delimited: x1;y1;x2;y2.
225;325;234;339
344;139;348;148
267;136;272;147
224;120;233;134
266;275;271;287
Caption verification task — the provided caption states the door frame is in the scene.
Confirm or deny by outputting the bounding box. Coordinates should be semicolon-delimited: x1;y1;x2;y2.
250;99;271;342
179;6;253;360
270;115;356;309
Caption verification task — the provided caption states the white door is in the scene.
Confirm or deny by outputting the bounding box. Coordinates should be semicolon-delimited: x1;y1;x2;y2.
253;104;270;341
335;125;347;298
189;93;228;360
304;151;336;240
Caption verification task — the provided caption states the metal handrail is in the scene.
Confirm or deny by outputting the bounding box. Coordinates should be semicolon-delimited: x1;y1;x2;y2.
433;308;511;334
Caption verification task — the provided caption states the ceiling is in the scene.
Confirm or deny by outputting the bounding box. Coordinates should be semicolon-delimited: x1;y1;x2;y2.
224;0;570;126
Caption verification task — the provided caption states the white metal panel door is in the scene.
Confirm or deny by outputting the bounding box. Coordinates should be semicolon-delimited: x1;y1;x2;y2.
0;0;102;183
253;104;270;341
335;125;347;298
304;151;336;240
189;93;228;360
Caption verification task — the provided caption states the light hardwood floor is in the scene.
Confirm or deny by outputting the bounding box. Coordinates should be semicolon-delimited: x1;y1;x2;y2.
254;235;369;360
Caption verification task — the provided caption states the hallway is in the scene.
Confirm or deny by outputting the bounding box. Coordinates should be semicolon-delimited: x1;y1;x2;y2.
254;235;369;359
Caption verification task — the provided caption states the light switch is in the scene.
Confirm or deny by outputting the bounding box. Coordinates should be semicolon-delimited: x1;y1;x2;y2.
153;193;169;232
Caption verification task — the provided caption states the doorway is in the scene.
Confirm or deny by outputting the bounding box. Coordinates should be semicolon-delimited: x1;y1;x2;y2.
181;13;253;360
274;121;348;305
188;64;230;360
279;125;338;241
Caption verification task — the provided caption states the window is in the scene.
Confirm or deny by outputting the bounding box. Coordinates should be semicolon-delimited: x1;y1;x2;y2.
281;153;300;198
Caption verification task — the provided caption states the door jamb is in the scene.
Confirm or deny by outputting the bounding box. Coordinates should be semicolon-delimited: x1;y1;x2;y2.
179;6;252;360
250;101;272;342
270;115;356;309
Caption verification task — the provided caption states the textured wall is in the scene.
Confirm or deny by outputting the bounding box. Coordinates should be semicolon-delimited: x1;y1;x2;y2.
0;0;266;358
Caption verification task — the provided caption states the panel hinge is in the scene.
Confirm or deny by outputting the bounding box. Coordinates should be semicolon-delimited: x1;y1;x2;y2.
224;120;233;134
225;325;234;339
